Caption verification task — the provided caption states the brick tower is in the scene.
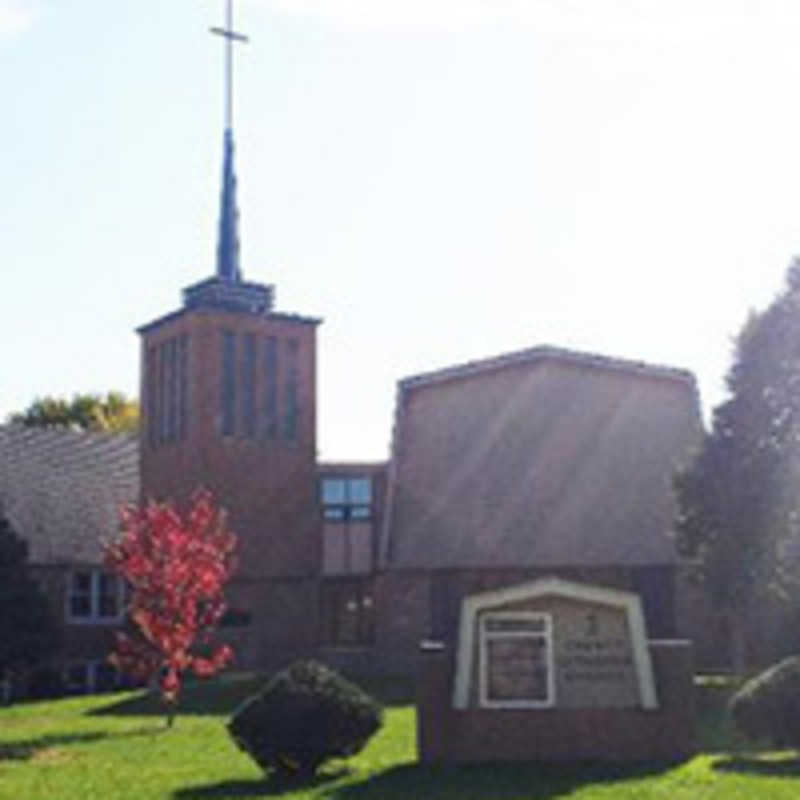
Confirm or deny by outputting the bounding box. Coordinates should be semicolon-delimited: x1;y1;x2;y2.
136;5;321;666
136;257;321;580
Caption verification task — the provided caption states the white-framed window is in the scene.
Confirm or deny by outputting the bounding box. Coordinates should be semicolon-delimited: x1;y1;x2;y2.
63;660;123;694
479;611;555;709
66;569;125;624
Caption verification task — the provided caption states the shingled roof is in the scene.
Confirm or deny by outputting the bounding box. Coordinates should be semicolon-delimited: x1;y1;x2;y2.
0;425;138;564
381;346;702;569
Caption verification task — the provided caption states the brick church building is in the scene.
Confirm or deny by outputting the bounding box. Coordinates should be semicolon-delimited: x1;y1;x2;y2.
134;100;701;677
0;8;704;690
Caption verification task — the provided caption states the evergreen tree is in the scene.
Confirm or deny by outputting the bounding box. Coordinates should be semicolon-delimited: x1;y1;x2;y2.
0;513;60;688
675;262;800;672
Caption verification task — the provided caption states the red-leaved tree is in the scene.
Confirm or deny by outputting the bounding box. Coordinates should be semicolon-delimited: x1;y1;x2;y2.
104;490;237;726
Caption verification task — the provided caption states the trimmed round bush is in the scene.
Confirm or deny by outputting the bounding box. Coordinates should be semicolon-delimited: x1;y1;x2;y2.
228;660;383;777
730;656;800;747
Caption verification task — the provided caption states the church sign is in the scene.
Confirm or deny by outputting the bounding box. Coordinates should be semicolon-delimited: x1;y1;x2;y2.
453;577;658;711
418;577;694;763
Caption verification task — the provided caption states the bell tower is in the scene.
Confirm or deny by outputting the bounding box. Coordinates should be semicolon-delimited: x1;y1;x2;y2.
137;1;321;582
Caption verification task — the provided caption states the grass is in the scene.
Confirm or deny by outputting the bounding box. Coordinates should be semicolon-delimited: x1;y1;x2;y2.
2;673;800;799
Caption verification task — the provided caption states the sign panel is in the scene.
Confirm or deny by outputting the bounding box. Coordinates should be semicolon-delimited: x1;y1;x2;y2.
455;578;657;710
550;599;639;708
480;613;554;707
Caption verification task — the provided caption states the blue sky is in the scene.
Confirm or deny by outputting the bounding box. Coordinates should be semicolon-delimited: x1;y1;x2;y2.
4;0;800;459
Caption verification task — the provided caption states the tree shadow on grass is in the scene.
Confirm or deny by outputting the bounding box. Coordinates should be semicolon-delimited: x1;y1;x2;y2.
92;674;412;719
173;761;678;800
172;768;350;798
712;755;800;777
324;761;680;800
0;725;162;761
90;675;266;718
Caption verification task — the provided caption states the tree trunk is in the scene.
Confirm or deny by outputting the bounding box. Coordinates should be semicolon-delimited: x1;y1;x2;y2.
165;699;177;729
727;611;748;677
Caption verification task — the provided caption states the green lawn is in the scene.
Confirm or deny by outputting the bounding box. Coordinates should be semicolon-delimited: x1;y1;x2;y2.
1;674;799;799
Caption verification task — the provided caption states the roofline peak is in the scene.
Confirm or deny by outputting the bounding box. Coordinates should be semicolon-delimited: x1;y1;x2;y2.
398;345;697;392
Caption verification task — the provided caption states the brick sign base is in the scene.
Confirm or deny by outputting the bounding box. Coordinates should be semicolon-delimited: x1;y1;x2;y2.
418;640;695;763
417;578;695;763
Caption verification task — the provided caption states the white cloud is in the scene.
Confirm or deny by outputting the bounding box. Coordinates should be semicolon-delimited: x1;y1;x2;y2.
0;0;39;38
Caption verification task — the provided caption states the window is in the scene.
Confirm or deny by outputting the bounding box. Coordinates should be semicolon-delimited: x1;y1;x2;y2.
263;336;278;439
320;579;375;646
66;570;124;624
147;334;189;448
221;330;236;436
159;340;169;443
479;612;554;708
166;337;178;441
283;339;299;441
242;333;256;437
321;477;372;521
147;345;158;448
178;333;189;440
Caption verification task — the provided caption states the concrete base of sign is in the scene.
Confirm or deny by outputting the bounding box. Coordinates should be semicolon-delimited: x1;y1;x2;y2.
417;639;695;763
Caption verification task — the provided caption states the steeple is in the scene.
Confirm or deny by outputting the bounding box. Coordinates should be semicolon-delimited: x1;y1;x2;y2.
179;0;273;314
216;128;241;282
211;0;248;283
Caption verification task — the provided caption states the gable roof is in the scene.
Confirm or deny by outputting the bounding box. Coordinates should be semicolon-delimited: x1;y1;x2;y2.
382;346;702;569
0;425;139;564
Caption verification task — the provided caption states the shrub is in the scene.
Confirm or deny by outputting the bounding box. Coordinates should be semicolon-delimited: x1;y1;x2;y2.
228;660;383;777
729;656;800;747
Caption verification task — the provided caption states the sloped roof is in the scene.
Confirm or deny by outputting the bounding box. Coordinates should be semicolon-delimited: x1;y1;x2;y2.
382;346;702;569
0;425;139;564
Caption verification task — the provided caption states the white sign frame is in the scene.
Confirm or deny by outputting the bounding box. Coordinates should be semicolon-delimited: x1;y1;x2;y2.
479;611;556;709
452;577;658;711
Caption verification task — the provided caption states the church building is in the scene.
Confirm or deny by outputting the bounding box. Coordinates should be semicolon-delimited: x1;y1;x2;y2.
0;3;705;691
134;17;702;674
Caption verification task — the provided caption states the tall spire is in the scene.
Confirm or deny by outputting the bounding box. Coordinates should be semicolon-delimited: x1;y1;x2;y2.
211;0;248;283
216;129;241;282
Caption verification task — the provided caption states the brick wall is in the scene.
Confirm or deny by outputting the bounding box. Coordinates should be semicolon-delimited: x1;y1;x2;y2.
217;577;321;672
418;640;695;763
30;565;118;667
139;309;320;581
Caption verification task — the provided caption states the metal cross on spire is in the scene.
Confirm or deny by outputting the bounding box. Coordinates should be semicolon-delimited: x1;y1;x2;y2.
210;0;249;283
210;0;248;133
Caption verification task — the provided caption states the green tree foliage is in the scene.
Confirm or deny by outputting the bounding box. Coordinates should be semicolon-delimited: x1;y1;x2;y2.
675;262;800;671
11;391;139;433
0;513;60;685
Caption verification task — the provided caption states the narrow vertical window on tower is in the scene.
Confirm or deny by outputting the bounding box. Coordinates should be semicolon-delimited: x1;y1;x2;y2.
283;339;299;441
167;337;178;440
178;333;189;440
146;346;158;449
158;340;169;444
263;335;278;439
242;332;256;437
221;330;236;436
